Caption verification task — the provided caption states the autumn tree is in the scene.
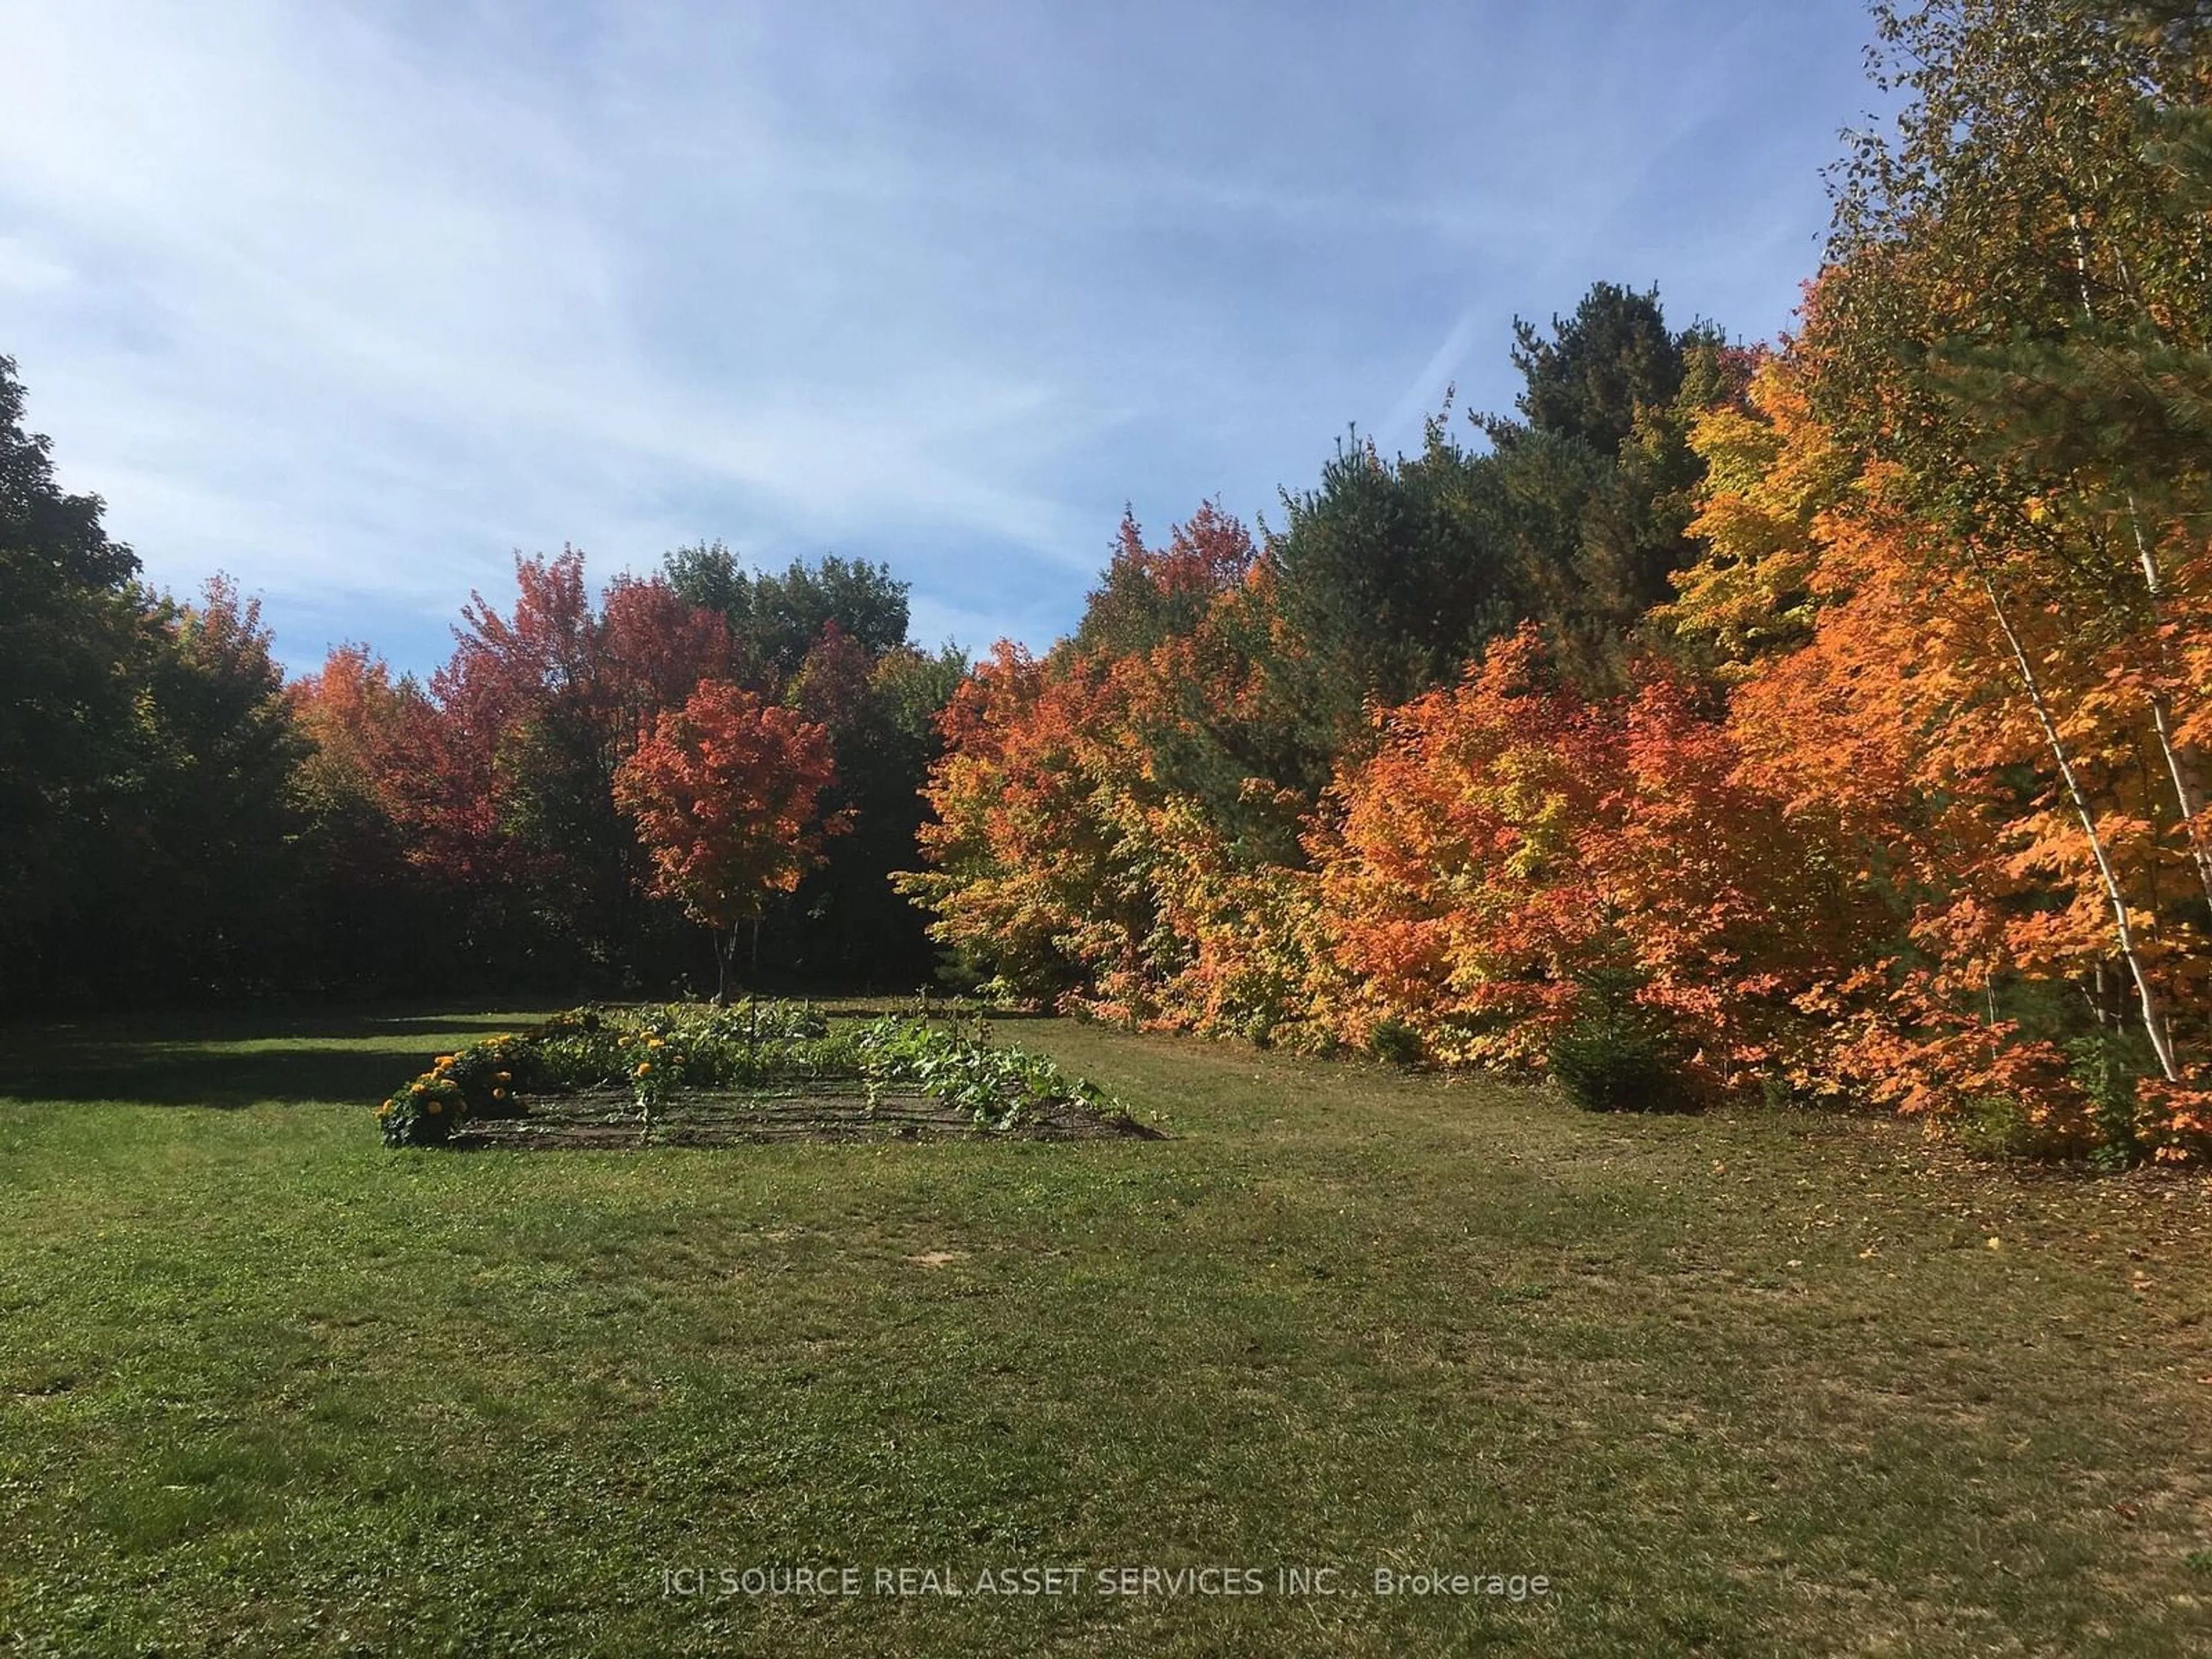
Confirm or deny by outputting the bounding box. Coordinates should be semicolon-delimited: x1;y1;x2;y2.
902;639;1135;1005
407;550;738;978
1777;0;2212;1141
289;645;452;988
613;681;843;1001
1660;272;2210;1158
1313;626;1877;1085
907;505;1335;1037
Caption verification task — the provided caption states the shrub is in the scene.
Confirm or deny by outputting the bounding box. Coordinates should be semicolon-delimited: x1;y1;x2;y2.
1367;1016;1425;1067
1546;972;1694;1113
444;1032;537;1118
377;1067;467;1146
2065;1029;2157;1170
1952;1094;2048;1162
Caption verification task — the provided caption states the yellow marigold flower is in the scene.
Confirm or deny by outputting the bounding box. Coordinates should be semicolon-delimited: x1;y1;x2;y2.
411;1082;426;1095
436;1055;455;1066
647;1037;665;1048
636;1062;653;1076
376;1104;392;1118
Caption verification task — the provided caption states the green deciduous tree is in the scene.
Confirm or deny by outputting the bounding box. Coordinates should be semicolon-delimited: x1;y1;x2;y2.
665;542;911;687
0;355;147;1001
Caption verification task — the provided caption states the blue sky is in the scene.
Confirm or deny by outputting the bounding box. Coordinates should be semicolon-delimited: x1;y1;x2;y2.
1;0;1885;678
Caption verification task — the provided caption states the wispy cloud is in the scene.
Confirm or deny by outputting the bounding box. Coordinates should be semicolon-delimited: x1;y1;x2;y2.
0;0;1882;673
0;237;74;296
1379;309;1487;452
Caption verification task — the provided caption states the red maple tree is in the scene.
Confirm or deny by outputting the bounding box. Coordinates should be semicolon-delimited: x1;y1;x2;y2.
613;681;844;1001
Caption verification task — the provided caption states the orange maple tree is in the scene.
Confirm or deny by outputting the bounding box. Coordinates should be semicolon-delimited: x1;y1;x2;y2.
1666;297;2212;1158
1314;626;1877;1086
903;506;1332;1036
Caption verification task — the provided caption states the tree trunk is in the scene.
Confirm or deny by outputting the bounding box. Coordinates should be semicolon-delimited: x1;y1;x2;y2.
2065;215;2212;915
1978;561;2180;1081
2126;508;2212;916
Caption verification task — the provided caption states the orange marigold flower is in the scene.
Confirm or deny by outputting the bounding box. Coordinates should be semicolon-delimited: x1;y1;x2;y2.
635;1062;653;1076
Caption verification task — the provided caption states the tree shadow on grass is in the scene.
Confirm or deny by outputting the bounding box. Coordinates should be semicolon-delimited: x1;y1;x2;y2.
4;999;555;1046
359;1014;551;1037
0;1037;453;1110
0;999;584;1111
0;995;1062;1111
808;1002;1059;1024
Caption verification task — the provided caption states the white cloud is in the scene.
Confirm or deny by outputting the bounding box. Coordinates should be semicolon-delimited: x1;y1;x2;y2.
0;0;1882;675
0;237;73;296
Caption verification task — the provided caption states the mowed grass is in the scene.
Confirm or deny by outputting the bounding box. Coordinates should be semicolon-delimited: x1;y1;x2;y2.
1;1008;2207;1657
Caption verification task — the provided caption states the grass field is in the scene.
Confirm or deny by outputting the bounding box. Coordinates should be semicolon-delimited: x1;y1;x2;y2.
1;1005;2207;1656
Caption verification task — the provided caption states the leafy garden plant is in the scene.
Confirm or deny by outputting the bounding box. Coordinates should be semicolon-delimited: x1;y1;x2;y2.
848;1013;1122;1128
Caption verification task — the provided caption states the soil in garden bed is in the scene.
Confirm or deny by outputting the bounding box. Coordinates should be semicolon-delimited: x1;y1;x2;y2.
446;1087;1164;1150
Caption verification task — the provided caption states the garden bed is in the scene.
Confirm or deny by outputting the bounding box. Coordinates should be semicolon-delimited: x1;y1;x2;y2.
374;1001;1158;1148
449;1085;1164;1149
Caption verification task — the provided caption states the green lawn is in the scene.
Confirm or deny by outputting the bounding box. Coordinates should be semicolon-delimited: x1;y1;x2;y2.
1;1007;2207;1656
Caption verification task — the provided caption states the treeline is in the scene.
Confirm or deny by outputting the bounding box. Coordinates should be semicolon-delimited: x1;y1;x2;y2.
291;546;965;997
7;1;2205;1162
0;365;963;1006
905;1;2212;1164
2;373;310;1008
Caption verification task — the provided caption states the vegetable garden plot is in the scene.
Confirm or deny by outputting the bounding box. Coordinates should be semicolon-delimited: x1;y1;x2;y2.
373;1000;1159;1149
448;1085;1160;1148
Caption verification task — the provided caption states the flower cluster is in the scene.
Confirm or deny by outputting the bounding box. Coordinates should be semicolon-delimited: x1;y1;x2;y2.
377;1033;531;1146
378;1056;468;1146
621;1027;687;1121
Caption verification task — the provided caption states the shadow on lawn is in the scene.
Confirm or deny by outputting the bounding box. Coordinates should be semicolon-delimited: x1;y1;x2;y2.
0;1005;530;1109
0;1041;435;1109
0;999;1057;1111
339;1013;550;1039
5;1003;546;1044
